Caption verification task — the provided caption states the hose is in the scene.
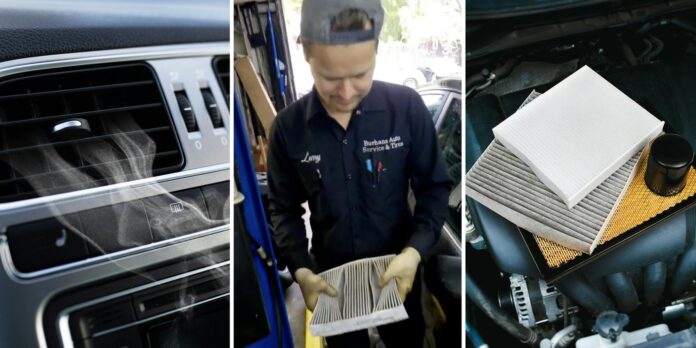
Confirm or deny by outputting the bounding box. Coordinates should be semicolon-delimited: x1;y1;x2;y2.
637;38;653;63
465;58;518;93
669;245;696;298
645;36;664;62
556;274;614;314
465;75;495;98
606;272;640;313
621;42;638;66
466;322;489;348
643;261;666;307
550;324;577;348
466;273;539;345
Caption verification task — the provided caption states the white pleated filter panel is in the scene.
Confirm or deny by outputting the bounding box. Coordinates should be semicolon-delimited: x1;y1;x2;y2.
492;65;663;208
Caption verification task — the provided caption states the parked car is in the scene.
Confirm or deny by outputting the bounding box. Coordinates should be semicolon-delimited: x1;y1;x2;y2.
417;82;462;348
374;63;429;89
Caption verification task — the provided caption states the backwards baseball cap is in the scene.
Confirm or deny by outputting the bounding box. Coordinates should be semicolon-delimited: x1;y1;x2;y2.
300;0;384;45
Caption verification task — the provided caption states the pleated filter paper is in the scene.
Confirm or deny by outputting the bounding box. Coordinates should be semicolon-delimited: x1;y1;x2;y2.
467;139;640;253
492;65;664;209
308;255;409;337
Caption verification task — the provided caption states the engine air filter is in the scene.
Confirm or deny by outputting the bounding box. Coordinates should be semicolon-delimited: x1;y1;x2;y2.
534;146;696;268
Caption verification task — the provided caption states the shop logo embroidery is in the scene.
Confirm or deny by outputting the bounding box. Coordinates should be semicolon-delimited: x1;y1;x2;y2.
301;151;321;164
362;136;404;153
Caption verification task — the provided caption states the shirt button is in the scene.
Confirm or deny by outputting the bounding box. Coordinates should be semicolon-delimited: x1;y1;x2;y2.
342;139;348;145
347;174;352;180
355;110;362;115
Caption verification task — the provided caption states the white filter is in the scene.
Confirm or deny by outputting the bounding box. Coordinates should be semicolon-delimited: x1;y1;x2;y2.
492;65;664;208
308;255;409;337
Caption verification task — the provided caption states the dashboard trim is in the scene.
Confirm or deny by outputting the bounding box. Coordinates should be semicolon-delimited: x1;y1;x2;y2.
57;261;230;348
0;42;229;80
0;41;232;348
3;224;229;280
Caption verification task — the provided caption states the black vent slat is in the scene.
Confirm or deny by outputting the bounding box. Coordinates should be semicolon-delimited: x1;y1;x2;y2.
0;168;180;202
0;103;162;128
0;63;149;91
0;150;181;188
0;126;172;157
0;63;185;203
0;80;154;102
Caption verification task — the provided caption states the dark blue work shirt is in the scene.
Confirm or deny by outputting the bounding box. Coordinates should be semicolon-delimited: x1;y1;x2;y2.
267;81;452;273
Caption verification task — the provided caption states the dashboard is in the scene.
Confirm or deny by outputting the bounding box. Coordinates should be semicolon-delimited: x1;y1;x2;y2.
0;1;231;347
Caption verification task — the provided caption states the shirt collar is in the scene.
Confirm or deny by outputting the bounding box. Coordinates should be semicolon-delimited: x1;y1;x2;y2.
305;81;388;123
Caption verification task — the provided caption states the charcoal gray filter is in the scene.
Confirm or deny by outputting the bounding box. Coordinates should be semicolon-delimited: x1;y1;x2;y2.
309;255;408;337
465;91;642;253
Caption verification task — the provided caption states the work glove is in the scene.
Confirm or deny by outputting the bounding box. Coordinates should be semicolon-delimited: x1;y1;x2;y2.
294;267;338;311
380;247;421;301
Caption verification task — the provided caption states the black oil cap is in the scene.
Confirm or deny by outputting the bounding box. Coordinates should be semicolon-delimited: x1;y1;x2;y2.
644;133;693;196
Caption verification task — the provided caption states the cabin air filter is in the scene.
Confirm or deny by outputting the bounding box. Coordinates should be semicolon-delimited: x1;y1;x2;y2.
467;140;641;253
492;65;664;208
309;255;409;337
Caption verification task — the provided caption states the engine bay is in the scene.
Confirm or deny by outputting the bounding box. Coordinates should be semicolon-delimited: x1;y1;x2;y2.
466;9;696;348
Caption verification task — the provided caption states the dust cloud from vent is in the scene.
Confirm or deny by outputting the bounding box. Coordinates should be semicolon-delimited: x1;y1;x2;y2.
5;113;229;286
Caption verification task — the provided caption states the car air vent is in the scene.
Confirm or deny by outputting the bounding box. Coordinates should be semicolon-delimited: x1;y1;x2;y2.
0;63;184;203
213;56;230;105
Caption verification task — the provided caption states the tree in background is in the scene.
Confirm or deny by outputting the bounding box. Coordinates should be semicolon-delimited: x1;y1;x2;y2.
381;0;407;42
401;0;462;65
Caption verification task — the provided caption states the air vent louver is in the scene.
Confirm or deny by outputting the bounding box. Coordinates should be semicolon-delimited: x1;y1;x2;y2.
0;63;184;203
213;56;230;105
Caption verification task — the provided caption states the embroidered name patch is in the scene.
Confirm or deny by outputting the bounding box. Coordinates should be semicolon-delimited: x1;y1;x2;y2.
300;151;321;164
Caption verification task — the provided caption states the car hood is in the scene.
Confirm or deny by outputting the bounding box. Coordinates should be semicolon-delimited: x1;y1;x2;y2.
467;0;667;19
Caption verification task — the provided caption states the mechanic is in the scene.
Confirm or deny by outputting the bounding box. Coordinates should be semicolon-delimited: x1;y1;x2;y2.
266;0;452;346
